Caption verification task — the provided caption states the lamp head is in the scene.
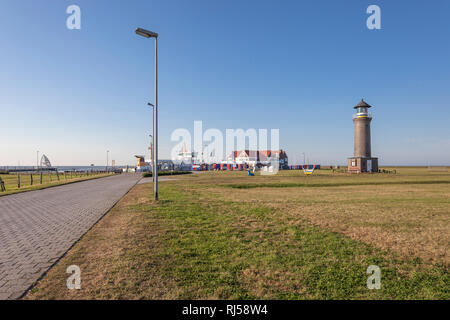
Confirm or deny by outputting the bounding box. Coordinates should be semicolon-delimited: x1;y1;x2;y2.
136;28;158;38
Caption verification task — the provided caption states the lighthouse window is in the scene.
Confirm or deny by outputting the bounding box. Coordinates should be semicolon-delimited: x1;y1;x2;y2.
351;159;356;166
357;107;367;114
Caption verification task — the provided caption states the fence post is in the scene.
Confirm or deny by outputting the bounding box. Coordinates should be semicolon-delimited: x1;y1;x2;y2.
0;177;5;192
56;171;60;181
17;174;20;188
49;171;52;182
40;172;43;184
30;173;33;186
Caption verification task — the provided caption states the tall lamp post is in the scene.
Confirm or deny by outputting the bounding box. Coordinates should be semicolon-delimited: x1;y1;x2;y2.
136;27;159;200
148;103;155;180
149;132;154;183
202;143;208;165
106;150;110;172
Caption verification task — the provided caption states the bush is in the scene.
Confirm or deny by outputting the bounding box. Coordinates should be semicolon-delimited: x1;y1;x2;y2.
142;171;192;178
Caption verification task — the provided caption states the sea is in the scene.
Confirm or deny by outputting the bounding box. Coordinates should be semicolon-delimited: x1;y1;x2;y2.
0;166;134;172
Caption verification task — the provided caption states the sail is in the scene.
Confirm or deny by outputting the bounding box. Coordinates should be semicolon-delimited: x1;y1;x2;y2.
40;154;52;168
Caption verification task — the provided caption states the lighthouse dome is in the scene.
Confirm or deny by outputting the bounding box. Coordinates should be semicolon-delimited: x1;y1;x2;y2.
354;99;372;109
354;99;372;118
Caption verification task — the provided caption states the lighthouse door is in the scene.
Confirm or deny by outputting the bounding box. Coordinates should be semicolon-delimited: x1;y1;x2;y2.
367;159;372;172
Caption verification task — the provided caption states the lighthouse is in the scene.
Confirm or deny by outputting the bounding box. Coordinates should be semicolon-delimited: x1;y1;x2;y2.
348;99;378;173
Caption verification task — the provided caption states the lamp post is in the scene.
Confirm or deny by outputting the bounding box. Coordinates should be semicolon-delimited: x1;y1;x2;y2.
36;151;39;171
106;150;109;172
136;27;159;200
148;103;155;179
202;143;208;165
149;132;154;183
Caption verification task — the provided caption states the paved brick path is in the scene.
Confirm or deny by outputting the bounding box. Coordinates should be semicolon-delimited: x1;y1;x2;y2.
0;174;141;299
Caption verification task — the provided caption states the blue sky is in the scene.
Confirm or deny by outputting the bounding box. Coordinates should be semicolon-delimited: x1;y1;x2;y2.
0;0;449;166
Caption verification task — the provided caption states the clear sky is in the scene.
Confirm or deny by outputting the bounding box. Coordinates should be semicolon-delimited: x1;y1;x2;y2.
1;0;449;166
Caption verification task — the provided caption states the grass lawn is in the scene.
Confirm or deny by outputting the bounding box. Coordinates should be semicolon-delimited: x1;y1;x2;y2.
0;172;115;196
25;167;449;299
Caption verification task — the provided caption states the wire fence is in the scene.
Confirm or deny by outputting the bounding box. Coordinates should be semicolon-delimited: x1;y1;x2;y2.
0;171;113;193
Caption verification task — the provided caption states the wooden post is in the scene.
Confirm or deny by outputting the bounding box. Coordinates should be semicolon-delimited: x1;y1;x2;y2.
0;177;5;192
30;173;33;186
56;170;60;181
17;174;20;188
40;172;43;184
49;171;52;182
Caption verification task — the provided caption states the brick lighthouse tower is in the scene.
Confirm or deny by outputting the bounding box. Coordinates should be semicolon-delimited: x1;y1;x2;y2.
348;99;378;173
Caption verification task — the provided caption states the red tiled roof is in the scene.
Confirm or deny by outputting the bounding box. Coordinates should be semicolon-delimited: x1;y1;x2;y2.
233;150;287;161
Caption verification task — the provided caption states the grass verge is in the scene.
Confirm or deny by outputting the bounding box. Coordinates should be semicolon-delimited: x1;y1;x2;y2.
0;173;115;196
24;172;449;299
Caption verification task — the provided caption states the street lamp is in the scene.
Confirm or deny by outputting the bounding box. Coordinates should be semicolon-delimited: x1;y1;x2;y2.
148;101;156;184
106;150;110;172
147;102;154;163
202;143;208;165
135;28;158;38
149;133;154;182
136;27;159;200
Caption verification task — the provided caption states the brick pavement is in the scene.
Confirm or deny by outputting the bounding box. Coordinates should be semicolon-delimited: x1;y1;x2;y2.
0;173;140;299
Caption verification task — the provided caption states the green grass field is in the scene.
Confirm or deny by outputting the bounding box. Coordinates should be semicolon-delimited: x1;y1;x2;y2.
0;172;114;196
25;167;449;300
